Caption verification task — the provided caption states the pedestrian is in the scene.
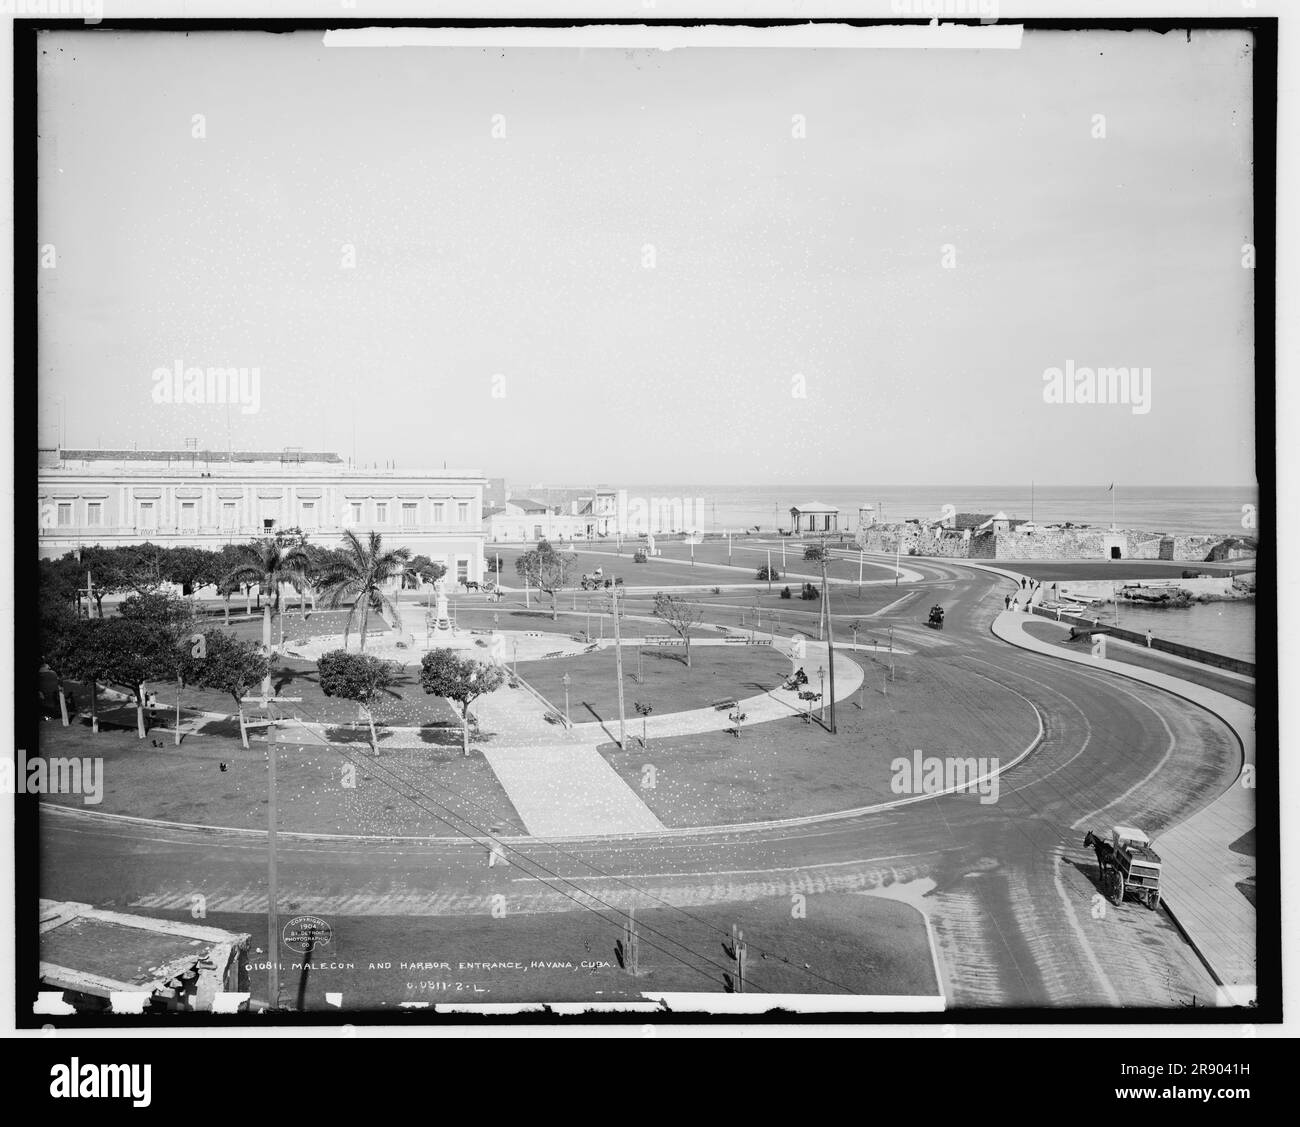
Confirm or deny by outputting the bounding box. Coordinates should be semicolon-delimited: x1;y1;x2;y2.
1004;594;1011;610
1020;577;1026;589
1146;629;1153;649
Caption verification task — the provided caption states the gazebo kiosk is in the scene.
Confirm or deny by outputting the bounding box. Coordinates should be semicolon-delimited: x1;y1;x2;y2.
789;502;840;536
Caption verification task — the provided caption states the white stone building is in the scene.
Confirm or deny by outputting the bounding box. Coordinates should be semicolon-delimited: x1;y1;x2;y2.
37;447;489;584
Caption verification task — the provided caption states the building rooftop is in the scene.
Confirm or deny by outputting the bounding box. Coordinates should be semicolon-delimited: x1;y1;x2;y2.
40;448;484;479
56;448;345;464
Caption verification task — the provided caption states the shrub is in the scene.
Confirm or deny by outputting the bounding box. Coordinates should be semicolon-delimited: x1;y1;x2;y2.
803;545;825;562
780;585;792;599
756;565;780;581
633;550;648;563
800;582;820;600
711;586;721;595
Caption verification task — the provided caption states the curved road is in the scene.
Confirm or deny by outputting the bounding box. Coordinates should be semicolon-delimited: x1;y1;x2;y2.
39;555;1243;1009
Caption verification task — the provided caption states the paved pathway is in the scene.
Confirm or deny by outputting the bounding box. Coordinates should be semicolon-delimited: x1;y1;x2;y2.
992;609;1256;993
569;636;865;741
478;743;665;837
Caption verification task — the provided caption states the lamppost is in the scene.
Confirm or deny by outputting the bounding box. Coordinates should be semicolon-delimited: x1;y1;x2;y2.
766;549;772;595
512;640;518;679
562;671;571;727
888;626;895;680
817;665;826;722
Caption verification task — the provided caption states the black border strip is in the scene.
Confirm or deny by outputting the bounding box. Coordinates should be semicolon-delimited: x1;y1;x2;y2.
12;14;1280;1029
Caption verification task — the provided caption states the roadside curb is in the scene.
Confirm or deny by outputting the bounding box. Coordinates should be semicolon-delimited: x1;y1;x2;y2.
43;690;1045;847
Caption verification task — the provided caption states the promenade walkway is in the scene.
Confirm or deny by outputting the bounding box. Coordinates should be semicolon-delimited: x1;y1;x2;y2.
993;609;1256;995
568;636;866;741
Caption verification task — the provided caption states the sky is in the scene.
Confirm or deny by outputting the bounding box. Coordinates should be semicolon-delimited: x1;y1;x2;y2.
36;27;1256;486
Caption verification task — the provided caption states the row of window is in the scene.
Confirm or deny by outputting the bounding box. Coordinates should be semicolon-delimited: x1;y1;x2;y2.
49;498;476;531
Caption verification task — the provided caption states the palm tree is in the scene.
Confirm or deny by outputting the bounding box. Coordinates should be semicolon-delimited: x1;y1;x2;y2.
223;537;312;671
316;530;411;651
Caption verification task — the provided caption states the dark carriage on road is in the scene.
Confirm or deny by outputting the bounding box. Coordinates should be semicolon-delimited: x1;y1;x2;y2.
1084;825;1162;910
927;604;945;629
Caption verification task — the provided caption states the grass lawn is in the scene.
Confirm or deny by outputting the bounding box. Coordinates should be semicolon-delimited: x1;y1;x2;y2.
515;644;789;722
36;720;526;835
488;545;745;590
163;889;937;1006
638;538;899;583
594;653;1040;827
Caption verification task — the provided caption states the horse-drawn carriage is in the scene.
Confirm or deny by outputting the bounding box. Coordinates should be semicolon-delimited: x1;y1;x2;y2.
1084;825;1162;910
927;605;945;630
580;567;605;591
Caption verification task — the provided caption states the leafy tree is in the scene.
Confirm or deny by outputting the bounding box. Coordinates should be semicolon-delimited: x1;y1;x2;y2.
315;531;411;651
651;593;705;668
514;539;578;620
214;543;248;625
96;618;174;738
63;618;114;734
223;537;312;663
39;555;83;613
118;590;195;628
78;545;133;616
316;650;399;755
798;688;822;723
38;603;82;726
633;701;653;748
117;542;171;596
188;630;273;749
165;546;220;597
406;554;447;588
803;544;826;562
115;593;197;741
419;649;506;756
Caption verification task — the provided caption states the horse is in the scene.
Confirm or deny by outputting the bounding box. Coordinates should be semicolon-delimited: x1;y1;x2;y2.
1084;830;1121;901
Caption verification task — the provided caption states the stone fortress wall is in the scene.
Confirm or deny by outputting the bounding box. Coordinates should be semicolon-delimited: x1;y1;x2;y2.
857;523;1251;563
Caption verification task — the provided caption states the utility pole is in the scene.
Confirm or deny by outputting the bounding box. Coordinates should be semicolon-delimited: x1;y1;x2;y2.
823;551;836;733
858;549;864;599
729;924;747;993
623;908;640;976
766;549;772;595
612;586;627;748
241;691;301;1012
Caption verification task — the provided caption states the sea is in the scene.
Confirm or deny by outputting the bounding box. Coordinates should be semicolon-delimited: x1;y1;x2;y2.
620;484;1259;539
621;484;1260;664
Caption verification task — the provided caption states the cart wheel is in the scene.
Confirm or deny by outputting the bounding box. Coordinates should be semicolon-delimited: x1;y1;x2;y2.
1104;869;1124;906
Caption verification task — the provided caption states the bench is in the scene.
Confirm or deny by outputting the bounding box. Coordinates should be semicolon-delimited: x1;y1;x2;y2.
712;699;739;712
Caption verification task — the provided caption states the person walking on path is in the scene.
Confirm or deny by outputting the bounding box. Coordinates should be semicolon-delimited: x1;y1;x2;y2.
1004;594;1011;610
